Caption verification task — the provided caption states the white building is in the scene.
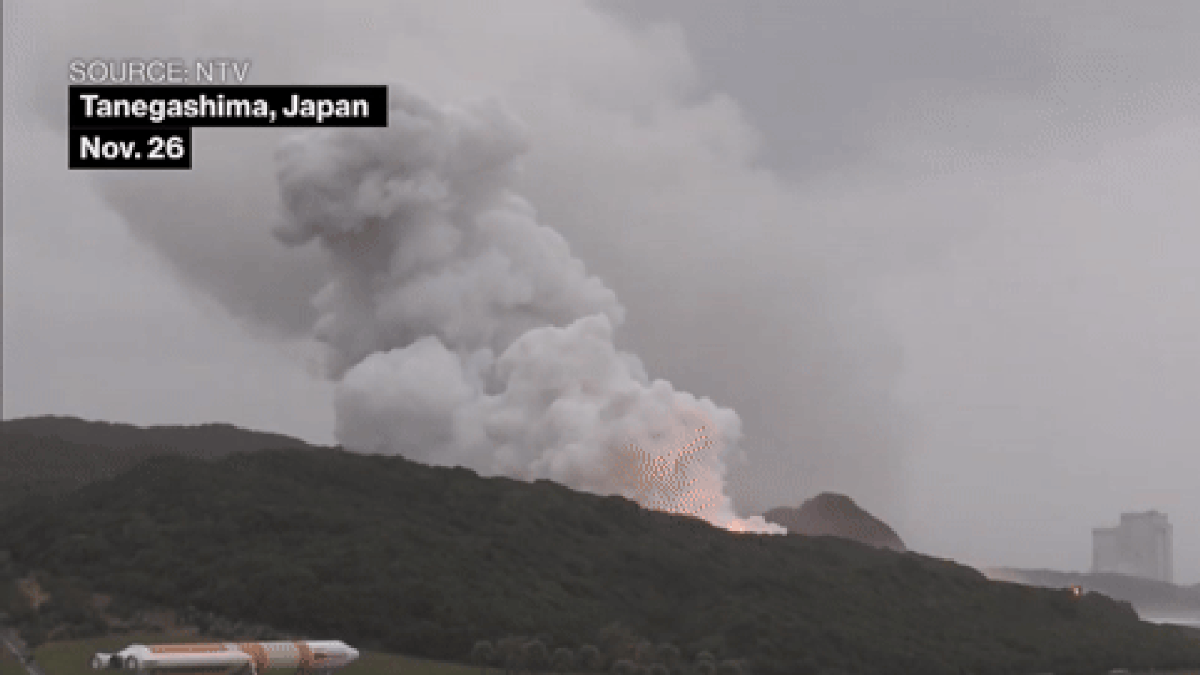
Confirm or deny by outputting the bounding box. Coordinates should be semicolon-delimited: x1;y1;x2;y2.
1092;511;1173;583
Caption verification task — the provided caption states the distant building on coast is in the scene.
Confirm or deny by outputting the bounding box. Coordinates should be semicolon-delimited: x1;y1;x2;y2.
1092;511;1173;583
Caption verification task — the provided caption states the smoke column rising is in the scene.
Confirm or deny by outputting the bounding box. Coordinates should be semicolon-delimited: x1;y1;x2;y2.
274;86;783;534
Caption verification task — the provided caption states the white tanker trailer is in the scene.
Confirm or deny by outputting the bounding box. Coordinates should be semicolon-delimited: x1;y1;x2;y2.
91;640;359;674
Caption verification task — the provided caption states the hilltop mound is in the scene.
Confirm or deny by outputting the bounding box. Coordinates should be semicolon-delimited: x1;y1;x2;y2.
762;492;907;552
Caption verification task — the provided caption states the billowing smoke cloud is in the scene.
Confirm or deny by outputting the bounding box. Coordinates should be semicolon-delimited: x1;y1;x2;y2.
10;0;917;531
274;86;782;533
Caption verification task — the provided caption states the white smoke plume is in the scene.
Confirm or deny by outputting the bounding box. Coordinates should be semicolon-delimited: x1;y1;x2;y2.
274;86;783;534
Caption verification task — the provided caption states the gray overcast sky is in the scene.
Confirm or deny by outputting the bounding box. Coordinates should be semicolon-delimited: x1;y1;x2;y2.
4;1;1199;582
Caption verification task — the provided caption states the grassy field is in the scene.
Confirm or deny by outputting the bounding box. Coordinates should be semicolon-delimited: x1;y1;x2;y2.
0;648;25;675
30;633;485;675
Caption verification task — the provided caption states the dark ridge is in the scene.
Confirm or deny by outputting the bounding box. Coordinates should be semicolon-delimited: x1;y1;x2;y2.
762;492;907;552
0;415;315;456
991;567;1200;616
0;415;320;511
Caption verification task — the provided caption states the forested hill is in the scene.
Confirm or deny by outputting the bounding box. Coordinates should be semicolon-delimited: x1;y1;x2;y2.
0;415;316;510
3;444;1200;675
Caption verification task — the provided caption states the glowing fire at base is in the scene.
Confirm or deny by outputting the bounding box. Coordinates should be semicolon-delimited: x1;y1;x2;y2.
608;409;787;535
612;410;723;519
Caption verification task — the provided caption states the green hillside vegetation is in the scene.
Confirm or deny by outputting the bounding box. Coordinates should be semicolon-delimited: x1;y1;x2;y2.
3;445;1200;675
0;416;316;511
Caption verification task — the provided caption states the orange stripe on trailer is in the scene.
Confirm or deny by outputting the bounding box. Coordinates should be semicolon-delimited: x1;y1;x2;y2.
295;641;314;671
149;645;232;654
237;643;270;671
